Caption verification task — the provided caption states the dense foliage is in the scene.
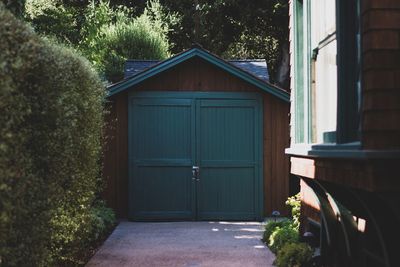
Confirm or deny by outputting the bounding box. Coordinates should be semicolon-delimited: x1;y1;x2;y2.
0;5;114;265
79;0;171;82
268;224;299;254
25;0;80;45
98;17;170;82
128;0;289;85
262;219;290;244
263;194;313;266
23;0;173;83
275;242;313;267
286;193;301;229
0;0;25;16
14;0;288;85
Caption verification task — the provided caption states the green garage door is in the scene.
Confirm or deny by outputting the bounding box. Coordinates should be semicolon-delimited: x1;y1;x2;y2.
129;92;262;220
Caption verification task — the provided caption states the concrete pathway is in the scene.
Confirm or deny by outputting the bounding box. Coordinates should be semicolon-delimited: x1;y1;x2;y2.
87;221;275;267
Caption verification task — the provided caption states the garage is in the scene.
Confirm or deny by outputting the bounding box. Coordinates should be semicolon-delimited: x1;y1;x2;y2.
103;46;290;220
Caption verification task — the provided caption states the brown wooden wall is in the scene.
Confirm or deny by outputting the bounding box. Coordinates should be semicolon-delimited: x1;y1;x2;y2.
102;57;290;218
102;92;129;217
361;0;400;149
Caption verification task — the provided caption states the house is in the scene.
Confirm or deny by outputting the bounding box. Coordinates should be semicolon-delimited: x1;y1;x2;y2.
102;46;291;221
287;0;400;266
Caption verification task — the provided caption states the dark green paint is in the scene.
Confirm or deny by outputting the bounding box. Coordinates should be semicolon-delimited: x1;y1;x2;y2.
128;92;263;221
294;0;305;143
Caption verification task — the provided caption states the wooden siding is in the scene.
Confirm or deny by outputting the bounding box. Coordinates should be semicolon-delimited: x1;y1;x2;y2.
102;92;129;217
291;156;400;192
102;57;290;218
361;0;400;149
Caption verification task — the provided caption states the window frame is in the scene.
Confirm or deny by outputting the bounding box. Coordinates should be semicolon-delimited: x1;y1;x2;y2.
293;0;305;143
290;0;361;149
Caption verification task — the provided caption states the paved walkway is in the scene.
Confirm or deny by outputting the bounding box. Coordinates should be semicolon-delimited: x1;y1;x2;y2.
87;221;275;267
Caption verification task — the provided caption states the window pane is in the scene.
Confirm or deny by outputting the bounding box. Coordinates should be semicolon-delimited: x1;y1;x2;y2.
315;41;337;143
311;0;336;48
310;0;337;143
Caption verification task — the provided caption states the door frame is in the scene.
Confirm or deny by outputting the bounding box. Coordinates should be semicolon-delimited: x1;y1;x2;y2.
128;91;264;221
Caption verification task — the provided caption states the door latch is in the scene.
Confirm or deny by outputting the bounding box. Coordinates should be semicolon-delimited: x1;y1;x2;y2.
192;166;200;181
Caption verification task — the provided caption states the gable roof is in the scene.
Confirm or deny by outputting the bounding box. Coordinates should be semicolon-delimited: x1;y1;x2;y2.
124;59;270;82
107;47;289;102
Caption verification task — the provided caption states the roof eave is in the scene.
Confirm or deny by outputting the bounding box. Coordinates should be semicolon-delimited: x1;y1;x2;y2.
107;48;289;102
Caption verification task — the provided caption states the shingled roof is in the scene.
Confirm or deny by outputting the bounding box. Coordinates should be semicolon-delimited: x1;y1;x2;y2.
124;59;270;82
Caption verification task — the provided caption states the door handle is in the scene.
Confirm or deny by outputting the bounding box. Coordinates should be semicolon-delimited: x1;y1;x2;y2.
192;166;200;181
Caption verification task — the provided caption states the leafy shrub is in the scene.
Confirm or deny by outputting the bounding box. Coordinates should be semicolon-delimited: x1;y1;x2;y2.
262;219;291;243
25;0;80;45
0;4;109;265
0;0;25;17
269;224;299;254
79;0;173;83
97;3;170;82
53;201;116;265
98;14;170;82
286;193;301;229
90;200;117;241
274;242;313;267
79;0;130;66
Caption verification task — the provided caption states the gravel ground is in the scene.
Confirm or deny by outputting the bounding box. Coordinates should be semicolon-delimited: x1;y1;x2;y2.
86;221;275;267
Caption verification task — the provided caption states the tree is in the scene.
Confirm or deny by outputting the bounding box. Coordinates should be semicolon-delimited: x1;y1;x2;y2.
24;0;82;44
1;0;26;17
80;0;173;82
97;13;170;82
19;0;289;86
121;0;289;86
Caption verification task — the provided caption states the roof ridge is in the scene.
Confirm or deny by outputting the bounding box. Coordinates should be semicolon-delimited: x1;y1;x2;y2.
228;59;266;62
125;59;160;62
126;59;266;62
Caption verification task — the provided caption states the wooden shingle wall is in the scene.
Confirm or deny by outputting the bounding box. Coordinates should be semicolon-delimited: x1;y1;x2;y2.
361;0;400;149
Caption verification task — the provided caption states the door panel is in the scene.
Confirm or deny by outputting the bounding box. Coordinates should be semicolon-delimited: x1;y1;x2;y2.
130;98;195;220
198;168;256;220
129;93;262;221
133;166;193;218
197;99;260;220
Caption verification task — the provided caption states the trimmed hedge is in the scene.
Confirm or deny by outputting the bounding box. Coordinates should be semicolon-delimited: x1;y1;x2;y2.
0;4;108;266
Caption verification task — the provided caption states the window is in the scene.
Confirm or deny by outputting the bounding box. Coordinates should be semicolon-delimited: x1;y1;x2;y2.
310;0;338;143
291;0;361;147
336;0;362;143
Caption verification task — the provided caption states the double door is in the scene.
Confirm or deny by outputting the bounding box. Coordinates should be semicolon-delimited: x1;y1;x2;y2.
129;92;262;220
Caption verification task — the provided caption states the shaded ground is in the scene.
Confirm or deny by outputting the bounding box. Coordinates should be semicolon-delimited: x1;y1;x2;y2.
86;221;275;267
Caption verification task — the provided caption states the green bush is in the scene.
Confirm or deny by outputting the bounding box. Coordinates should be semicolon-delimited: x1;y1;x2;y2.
262;219;291;243
269;224;299;254
99;18;169;82
274;242;313;267
53;201;116;265
90;200;117;241
96;5;170;82
0;4;110;266
286;193;301;229
25;0;80;45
